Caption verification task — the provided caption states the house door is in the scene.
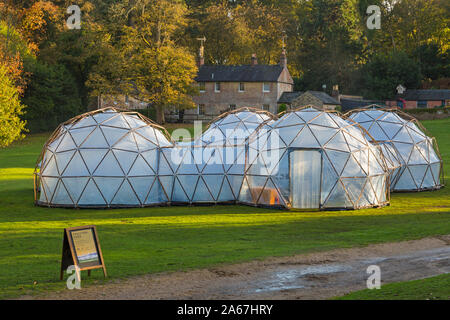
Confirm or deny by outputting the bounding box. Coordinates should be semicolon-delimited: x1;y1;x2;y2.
290;150;321;209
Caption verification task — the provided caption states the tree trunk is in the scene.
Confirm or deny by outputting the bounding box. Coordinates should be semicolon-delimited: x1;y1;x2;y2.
156;105;165;124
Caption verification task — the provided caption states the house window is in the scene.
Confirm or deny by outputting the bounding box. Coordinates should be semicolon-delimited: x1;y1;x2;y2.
199;82;205;92
215;82;221;92
262;104;270;111
417;100;427;108
229;104;236;110
198;104;205;115
263;82;270;92
239;82;245;92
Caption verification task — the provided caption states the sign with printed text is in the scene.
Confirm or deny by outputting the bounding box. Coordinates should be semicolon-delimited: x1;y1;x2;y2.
60;225;107;280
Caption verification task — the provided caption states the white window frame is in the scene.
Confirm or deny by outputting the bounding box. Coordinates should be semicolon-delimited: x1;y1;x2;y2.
199;82;206;93
238;82;245;92
215;82;221;92
197;104;205;115
263;82;270;92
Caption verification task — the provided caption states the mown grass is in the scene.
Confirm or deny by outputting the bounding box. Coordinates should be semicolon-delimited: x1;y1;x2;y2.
0;119;449;299
335;273;450;300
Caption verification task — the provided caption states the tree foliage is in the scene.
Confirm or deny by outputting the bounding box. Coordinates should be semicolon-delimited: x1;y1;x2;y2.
0;64;26;147
22;61;83;132
88;0;198;123
362;50;421;99
0;0;449;135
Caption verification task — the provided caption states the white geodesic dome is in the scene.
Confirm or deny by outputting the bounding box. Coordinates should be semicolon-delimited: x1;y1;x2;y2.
166;108;276;204
378;142;403;189
345;107;443;191
197;107;274;146
240;107;390;209
34;108;173;208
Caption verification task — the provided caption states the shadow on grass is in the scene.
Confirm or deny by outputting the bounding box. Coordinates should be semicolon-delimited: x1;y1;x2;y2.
1;208;449;299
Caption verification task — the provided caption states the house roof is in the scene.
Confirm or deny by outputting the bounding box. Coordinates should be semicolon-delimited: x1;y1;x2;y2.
340;98;384;112
306;91;341;105
396;89;450;101
278;91;304;104
195;64;287;83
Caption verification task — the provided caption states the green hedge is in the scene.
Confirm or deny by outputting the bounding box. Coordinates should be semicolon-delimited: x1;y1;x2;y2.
404;106;449;115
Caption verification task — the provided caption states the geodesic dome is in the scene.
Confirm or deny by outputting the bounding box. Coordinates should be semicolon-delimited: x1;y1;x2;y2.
197;107;275;146
377;142;403;189
345;107;443;191
35;106;396;211
240;107;390;209
34;108;173;208
167;108;276;204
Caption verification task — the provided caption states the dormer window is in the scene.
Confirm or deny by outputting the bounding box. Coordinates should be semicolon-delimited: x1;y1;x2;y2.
263;82;270;92
215;82;221;92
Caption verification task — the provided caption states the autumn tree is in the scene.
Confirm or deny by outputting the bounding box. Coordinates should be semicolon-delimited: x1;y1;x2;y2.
0;64;26;147
187;0;286;65
88;0;198;124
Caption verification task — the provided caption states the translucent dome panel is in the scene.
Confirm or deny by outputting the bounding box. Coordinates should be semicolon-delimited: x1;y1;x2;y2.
346;108;442;191
242;107;389;210
36;108;173;208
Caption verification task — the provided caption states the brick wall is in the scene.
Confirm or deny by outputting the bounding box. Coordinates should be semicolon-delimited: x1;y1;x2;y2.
191;80;292;117
386;100;447;109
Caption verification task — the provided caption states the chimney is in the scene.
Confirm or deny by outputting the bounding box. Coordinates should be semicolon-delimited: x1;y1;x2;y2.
197;46;204;68
279;49;287;68
332;85;340;102
251;53;258;66
196;36;206;68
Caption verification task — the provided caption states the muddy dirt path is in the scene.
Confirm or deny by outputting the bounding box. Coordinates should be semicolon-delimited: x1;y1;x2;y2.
19;236;450;300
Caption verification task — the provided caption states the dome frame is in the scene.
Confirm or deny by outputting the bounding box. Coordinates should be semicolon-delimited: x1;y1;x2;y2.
240;105;390;210
34;107;173;208
344;105;444;192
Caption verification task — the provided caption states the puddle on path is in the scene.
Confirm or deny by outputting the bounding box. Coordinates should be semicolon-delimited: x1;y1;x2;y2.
247;246;450;295
253;264;350;293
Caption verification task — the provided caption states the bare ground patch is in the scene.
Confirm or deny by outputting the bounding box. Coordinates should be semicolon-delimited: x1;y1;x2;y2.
17;235;450;300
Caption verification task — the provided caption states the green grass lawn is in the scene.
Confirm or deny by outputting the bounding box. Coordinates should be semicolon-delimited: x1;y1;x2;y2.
0;119;449;299
335;273;450;300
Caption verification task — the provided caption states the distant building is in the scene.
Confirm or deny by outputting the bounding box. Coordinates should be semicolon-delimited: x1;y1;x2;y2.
278;90;341;110
168;43;294;122
386;86;450;109
340;98;383;112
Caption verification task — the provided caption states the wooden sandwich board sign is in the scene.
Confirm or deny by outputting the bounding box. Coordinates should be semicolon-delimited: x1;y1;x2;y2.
60;225;107;281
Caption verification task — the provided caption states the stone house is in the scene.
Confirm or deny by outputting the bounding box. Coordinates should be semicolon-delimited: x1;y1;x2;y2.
277;90;341;111
171;49;294;122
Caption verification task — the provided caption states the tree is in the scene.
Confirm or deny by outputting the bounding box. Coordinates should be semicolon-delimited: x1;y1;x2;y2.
293;0;364;93
362;50;421;99
89;0;198;124
187;1;249;64
22;61;83;132
186;0;286;65
414;43;450;81
0;64;26;147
